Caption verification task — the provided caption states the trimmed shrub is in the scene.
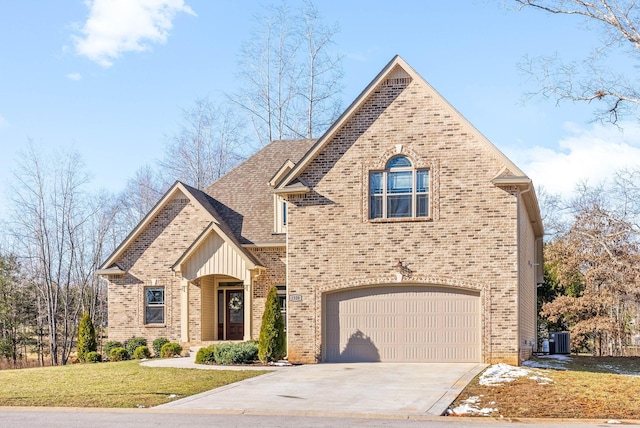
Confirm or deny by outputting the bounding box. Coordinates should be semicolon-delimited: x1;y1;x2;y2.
214;341;258;365
258;286;286;362
160;342;183;358
152;337;170;357
195;345;216;365
77;312;98;363
125;337;147;356
109;347;129;362
85;351;102;363
103;341;123;359
133;345;151;359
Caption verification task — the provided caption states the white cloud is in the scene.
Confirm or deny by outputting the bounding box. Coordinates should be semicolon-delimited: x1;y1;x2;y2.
67;72;82;81
513;121;640;198
73;0;196;67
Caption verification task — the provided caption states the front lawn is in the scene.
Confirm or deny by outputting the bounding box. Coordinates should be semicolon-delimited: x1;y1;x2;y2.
0;360;268;408
449;355;640;419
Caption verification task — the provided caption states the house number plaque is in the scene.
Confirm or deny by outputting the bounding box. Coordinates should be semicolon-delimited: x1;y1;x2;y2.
289;294;303;302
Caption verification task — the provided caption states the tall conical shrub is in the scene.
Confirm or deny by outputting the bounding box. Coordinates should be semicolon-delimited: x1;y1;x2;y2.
77;312;97;362
258;286;286;362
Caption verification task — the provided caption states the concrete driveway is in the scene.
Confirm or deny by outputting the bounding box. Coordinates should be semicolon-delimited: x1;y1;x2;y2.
154;361;486;417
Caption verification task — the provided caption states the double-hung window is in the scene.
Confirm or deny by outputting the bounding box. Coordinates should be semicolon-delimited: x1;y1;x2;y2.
370;155;429;219
145;287;165;324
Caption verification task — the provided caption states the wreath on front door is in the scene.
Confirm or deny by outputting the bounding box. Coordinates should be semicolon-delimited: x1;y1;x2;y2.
228;295;243;311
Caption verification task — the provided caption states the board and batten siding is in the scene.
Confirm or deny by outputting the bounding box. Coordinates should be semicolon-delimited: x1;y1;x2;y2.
181;232;249;281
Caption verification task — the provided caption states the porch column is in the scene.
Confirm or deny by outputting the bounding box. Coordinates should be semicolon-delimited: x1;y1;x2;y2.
243;270;252;341
180;277;189;343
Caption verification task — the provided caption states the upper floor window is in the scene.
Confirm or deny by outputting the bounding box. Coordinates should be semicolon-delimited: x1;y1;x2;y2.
274;195;287;233
369;155;429;219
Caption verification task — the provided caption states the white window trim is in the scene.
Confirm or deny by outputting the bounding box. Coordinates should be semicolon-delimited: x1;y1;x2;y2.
369;156;430;220
273;195;288;234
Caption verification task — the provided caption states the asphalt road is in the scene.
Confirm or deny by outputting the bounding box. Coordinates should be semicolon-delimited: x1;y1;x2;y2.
0;409;629;428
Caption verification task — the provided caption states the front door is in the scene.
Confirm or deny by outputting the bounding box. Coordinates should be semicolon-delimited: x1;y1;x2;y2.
222;290;244;340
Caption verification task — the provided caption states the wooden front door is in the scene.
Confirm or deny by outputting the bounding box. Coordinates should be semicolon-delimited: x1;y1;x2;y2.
225;290;244;340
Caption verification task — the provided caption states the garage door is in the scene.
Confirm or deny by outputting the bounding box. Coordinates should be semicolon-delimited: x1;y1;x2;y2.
324;285;480;362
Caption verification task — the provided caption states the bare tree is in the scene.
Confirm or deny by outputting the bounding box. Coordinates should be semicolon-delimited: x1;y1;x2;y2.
116;164;165;233
232;0;343;145
160;97;246;189
298;0;344;138
8;143;111;365
516;0;640;122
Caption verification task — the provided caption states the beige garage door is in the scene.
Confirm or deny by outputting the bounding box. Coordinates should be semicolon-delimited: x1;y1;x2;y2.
324;285;480;363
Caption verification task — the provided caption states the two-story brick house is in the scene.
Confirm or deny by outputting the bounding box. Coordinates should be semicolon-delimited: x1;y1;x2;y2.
98;56;543;365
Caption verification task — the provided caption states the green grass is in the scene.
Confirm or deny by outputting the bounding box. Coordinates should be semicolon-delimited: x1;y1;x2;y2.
0;360;269;408
450;356;640;419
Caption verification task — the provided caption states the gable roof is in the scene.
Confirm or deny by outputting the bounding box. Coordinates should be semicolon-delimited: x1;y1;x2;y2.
275;55;543;238
98;181;262;272
204;139;316;245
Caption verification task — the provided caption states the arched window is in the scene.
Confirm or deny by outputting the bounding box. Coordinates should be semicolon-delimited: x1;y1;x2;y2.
369;155;429;219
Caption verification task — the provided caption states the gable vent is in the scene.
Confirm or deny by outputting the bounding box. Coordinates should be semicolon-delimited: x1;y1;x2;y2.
385;65;412;85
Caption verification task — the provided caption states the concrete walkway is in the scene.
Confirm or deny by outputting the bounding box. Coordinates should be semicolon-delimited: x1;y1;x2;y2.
145;354;486;417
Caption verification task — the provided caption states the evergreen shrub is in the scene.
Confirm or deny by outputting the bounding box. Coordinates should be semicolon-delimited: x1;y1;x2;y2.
85;351;102;363
103;341;123;359
133;345;151;359
195;345;216;364
77;312;98;362
258;286;286;362
109;347;129;361
152;337;170;357
160;342;182;358
125;337;147;356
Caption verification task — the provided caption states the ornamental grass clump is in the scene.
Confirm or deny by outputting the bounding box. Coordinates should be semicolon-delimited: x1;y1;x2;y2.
258;286;286;363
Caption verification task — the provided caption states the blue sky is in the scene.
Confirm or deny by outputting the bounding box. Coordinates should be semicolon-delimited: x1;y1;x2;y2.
1;0;640;200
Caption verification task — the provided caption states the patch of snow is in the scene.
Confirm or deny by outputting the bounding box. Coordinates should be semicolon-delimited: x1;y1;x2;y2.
447;396;498;416
168;394;178;398
480;363;554;386
523;354;571;370
607;420;622;424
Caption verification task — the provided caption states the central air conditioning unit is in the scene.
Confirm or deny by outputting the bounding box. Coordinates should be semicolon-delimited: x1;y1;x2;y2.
550;332;570;354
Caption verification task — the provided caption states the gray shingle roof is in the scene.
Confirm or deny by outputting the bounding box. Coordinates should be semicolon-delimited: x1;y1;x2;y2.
204;139;316;245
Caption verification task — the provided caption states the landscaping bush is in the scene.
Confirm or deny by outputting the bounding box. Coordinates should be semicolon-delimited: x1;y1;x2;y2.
77;312;97;363
195;345;216;364
109;347;129;361
214;341;258;365
160;342;182;358
258;286;286;362
124;337;147;356
152;337;169;357
103;341;123;359
85;351;102;363
133;345;151;360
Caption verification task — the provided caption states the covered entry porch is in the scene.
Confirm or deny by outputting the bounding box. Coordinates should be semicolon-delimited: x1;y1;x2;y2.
171;222;264;344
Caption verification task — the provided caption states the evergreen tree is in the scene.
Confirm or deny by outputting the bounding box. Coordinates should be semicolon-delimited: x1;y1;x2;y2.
258;287;286;362
77;312;97;362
